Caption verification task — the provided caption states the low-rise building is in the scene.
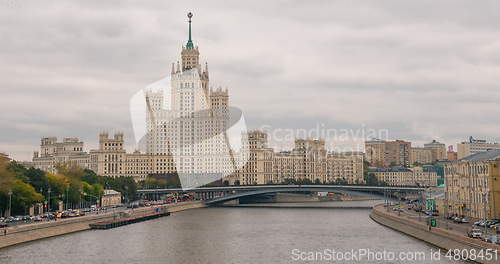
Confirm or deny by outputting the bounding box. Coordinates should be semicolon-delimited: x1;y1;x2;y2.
101;189;122;207
444;150;500;219
368;167;438;187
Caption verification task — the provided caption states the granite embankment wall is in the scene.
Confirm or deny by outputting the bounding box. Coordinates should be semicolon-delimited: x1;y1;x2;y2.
370;204;500;264
0;201;205;249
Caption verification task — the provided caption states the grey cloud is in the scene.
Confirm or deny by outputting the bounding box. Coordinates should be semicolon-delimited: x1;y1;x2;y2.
1;0;500;160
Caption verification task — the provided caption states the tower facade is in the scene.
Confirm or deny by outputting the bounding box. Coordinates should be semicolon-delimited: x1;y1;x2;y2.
145;13;236;188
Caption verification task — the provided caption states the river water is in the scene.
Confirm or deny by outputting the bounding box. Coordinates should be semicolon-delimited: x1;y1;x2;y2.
0;200;462;263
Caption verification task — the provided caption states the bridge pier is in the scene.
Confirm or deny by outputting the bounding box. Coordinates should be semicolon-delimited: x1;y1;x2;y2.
222;198;239;206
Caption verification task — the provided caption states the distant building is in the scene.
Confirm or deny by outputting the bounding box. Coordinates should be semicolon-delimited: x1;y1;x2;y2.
364;139;385;166
384;140;411;167
410;147;433;165
229;131;364;185
365;139;411;167
444;150;500;219
32;137;91;173
424;140;447;162
101;189;122;207
31;130;363;185
368;167;438;187
32;133;152;181
447;145;458;161
234;130;274;185
457;136;500;160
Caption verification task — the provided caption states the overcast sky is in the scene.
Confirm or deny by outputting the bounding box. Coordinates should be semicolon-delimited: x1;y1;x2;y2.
1;0;500;160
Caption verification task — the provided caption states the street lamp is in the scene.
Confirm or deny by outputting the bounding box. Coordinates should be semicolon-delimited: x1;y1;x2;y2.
82;192;100;208
444;190;449;230
47;187;51;213
79;189;82;209
8;190;13;217
65;186;69;210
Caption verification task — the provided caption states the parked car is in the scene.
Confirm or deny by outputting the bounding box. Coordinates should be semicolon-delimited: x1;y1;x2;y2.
474;220;485;226
491;223;500;231
392;206;403;212
482;235;494;243
0;222;8;228
484;220;500;228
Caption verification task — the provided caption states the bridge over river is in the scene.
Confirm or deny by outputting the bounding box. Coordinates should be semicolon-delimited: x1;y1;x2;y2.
137;184;427;205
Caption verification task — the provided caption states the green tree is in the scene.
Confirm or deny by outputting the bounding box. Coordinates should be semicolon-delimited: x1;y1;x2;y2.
0;160;43;215
81;169;99;185
7;162;30;183
10;179;44;214
364;173;380;186
25;167;48;194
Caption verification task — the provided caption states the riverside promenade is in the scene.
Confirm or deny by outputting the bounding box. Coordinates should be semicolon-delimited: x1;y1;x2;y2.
371;204;500;264
0;201;205;249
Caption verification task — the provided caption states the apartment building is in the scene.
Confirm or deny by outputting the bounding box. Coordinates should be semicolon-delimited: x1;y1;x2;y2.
444;150;500;219
457;137;500;160
368;167;438;187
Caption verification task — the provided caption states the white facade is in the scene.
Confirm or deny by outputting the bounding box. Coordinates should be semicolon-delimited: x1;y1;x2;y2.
143;26;239;189
457;137;500;160
229;131;364;185
369;168;438;187
32;137;91;173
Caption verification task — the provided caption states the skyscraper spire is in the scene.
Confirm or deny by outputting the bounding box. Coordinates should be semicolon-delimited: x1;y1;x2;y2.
186;12;194;49
181;12;200;71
